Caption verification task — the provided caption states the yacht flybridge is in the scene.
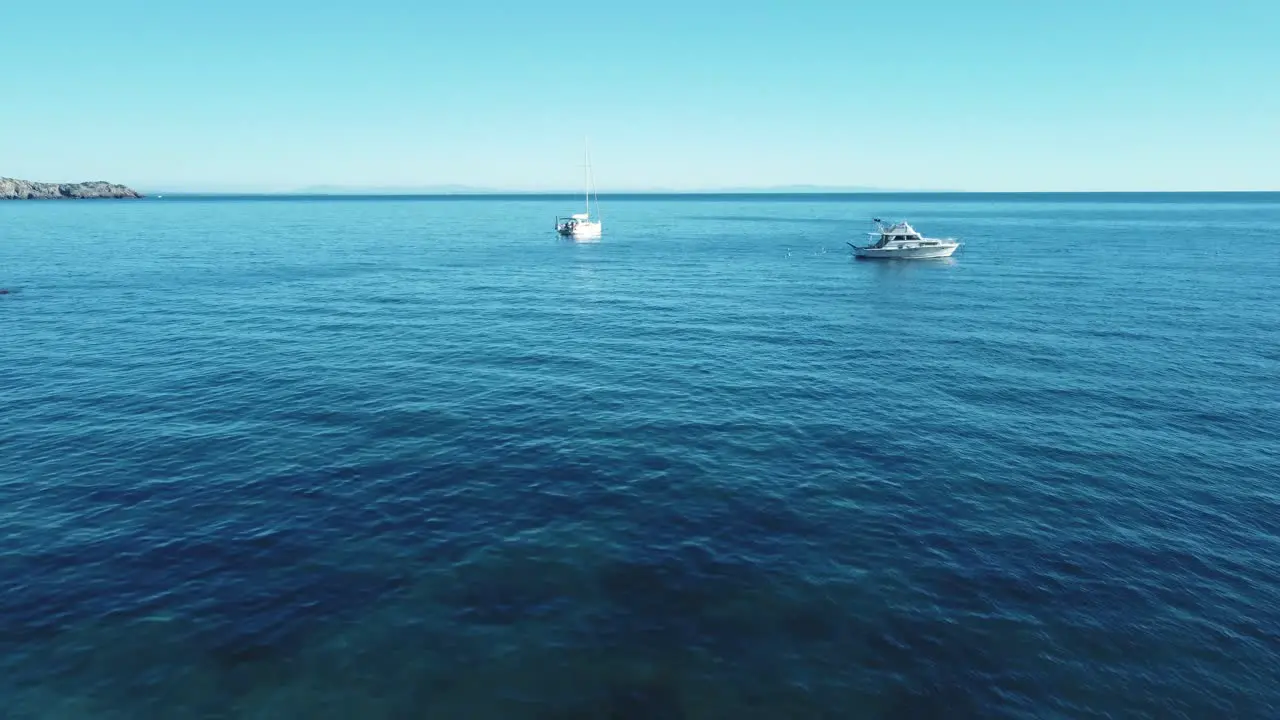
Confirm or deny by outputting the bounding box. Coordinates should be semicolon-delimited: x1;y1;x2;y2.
556;141;602;240
850;219;960;259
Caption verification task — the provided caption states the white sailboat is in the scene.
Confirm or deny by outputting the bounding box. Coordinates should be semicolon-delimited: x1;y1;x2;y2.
556;141;602;240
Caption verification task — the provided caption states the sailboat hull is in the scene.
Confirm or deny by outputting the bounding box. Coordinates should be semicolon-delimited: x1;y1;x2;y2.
560;221;602;239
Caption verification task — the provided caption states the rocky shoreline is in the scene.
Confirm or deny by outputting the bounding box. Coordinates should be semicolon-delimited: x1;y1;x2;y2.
1;177;143;199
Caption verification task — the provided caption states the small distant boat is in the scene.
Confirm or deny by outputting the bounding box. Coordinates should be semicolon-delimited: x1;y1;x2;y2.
556;140;602;240
849;219;960;259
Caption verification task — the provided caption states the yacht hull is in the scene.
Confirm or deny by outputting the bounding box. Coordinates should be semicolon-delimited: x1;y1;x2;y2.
854;243;958;259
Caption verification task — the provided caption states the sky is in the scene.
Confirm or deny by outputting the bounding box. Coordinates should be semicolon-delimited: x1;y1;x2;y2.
1;1;1276;192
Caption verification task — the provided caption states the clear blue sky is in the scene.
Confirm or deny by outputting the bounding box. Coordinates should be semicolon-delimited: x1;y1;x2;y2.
2;1;1276;191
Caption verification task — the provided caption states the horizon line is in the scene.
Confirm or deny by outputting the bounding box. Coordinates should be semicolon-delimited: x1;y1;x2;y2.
139;189;1280;197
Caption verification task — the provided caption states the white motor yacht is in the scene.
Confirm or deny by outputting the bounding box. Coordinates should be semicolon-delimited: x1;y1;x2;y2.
850;219;960;259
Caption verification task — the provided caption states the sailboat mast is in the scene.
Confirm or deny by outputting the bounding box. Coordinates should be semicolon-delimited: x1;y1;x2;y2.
583;138;591;217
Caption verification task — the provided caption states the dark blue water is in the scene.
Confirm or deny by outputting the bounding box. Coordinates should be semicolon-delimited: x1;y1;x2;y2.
2;194;1278;718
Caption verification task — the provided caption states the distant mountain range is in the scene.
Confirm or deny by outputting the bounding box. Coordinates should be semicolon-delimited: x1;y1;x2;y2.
292;184;505;195
281;184;916;195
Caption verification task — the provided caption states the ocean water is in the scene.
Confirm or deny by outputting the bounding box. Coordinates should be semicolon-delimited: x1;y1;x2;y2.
1;193;1278;719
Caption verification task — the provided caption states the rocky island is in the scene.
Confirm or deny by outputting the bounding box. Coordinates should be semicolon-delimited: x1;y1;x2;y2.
1;177;143;199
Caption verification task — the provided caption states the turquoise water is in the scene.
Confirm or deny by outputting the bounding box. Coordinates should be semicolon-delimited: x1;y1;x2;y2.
2;194;1278;718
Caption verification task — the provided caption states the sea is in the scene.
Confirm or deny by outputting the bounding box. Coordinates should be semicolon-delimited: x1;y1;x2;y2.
1;193;1277;719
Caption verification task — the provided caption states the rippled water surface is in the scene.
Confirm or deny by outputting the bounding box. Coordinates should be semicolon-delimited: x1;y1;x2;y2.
2;194;1278;718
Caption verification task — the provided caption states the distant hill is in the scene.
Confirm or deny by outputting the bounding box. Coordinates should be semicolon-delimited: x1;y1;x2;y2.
292;184;502;195
142;183;938;196
283;184;913;195
1;177;142;199
692;184;904;193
